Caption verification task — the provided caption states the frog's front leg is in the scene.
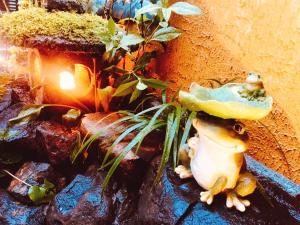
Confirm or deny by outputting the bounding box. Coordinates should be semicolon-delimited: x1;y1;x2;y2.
175;144;193;179
226;172;257;212
200;176;227;205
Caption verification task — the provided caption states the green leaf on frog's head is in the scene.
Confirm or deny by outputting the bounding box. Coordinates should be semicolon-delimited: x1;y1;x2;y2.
28;179;56;204
62;109;81;123
179;82;273;120
169;2;202;15
8;104;46;126
151;27;182;42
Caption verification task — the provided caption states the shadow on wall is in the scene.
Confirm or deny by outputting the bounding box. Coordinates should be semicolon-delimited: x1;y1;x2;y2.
158;0;300;184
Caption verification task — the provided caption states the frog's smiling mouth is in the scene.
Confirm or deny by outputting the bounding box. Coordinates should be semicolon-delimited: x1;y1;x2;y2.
198;128;246;153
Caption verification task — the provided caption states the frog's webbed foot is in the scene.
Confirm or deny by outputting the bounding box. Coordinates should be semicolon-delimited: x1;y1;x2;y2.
226;192;250;212
200;190;214;205
225;172;257;212
200;176;227;205
175;165;193;179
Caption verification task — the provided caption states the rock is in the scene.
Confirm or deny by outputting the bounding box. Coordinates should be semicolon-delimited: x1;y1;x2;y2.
46;0;89;14
24;35;105;54
36;121;79;165
81;112;161;162
7;161;65;204
0;87;12;113
137;157;198;225
245;154;300;220
109;142;141;174
11;77;34;105
0;103;39;144
0;77;36;144
46;166;137;225
0;189;46;225
112;187;137;225
137;156;300;225
80;112;128;145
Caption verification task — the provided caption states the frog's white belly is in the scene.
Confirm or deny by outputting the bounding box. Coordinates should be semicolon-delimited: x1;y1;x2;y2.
190;136;241;190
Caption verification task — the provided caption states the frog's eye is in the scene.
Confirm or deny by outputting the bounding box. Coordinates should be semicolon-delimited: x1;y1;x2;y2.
233;122;246;135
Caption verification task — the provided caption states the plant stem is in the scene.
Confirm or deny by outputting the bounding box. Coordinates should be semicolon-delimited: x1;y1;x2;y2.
2;170;33;187
92;58;99;112
2;0;9;12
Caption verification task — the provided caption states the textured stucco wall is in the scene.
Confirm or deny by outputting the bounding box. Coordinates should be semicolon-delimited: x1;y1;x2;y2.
159;0;300;184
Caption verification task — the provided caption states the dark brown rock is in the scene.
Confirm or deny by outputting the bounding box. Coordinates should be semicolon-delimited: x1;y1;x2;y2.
109;142;141;173
36;121;79;165
24;35;105;54
46;166;137;225
0;75;34;112
0;87;12;113
137;156;300;225
10;77;34;105
80;112;128;144
46;0;89;13
0;189;46;225
81;112;161;162
0;103;39;144
7;161;65;204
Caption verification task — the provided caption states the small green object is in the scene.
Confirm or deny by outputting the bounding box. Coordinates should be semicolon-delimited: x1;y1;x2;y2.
62;109;81;123
28;179;55;204
8;104;46;126
179;82;273;120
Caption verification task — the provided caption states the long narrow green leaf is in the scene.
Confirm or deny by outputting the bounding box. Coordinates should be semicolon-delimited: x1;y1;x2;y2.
72;115;135;162
134;104;163;117
177;111;196;164
172;106;184;168
101;122;146;168
154;111;177;184
102;104;171;189
102;122;166;190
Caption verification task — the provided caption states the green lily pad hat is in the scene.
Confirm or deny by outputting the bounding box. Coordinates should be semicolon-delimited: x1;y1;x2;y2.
179;79;273;120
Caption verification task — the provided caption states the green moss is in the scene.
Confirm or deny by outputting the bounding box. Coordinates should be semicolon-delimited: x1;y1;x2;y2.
0;8;108;46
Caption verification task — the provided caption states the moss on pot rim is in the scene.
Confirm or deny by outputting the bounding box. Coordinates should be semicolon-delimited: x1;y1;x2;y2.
0;8;108;47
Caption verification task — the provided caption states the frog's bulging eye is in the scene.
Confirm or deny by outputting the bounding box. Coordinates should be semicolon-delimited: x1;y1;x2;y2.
233;122;246;135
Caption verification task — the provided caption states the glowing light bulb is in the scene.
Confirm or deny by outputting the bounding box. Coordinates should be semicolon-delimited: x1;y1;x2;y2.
59;71;76;90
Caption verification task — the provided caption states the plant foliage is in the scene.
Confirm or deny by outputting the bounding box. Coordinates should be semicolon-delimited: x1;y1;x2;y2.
73;94;196;189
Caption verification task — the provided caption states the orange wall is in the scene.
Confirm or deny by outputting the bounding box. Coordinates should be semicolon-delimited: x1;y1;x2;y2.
159;0;300;184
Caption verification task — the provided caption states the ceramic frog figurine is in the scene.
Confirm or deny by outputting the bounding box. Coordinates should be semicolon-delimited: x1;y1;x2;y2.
175;118;257;212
